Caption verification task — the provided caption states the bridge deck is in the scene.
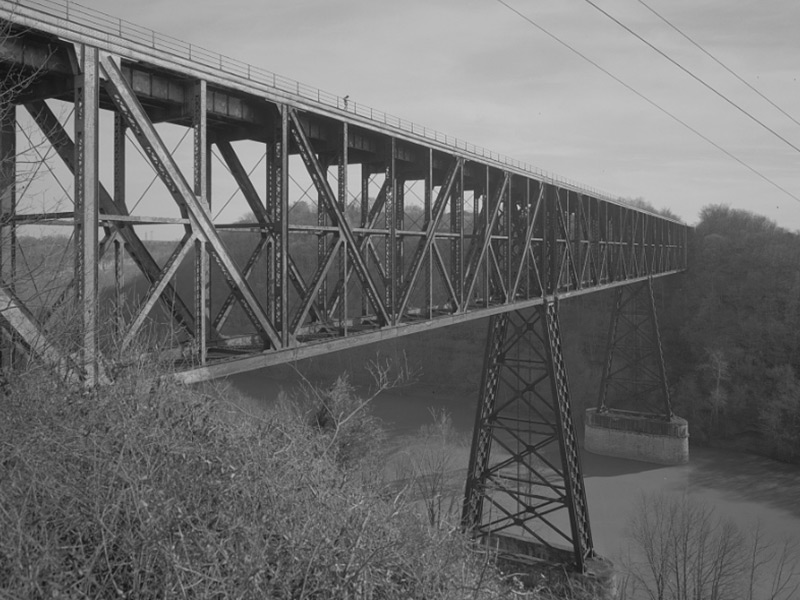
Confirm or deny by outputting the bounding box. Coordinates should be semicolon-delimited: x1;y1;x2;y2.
0;0;689;384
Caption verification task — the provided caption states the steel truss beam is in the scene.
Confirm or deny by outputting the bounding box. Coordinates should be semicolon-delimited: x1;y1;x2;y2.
0;20;689;383
463;173;509;307
100;54;281;349
213;139;324;328
463;302;593;572
24;100;198;338
327;176;389;319
597;277;672;418
287;108;390;326
395;157;462;318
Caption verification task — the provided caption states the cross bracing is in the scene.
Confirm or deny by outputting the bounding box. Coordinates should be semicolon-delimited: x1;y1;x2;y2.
0;0;688;385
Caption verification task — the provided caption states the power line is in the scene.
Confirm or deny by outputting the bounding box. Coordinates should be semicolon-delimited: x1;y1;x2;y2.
638;0;800;130
491;0;800;204
582;0;800;155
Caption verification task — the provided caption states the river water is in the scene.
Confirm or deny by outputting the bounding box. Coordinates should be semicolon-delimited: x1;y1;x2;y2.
230;368;800;594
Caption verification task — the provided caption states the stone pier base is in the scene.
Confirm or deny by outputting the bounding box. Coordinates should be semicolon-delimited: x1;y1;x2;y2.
482;533;619;599
584;408;689;465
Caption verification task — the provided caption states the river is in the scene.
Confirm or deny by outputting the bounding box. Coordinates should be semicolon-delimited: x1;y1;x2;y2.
230;366;800;596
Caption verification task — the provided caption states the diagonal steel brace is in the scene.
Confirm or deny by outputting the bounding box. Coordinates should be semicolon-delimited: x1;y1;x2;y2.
100;55;281;349
24;100;199;337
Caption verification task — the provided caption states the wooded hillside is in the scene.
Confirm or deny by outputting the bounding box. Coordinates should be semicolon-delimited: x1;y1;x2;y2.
662;205;800;462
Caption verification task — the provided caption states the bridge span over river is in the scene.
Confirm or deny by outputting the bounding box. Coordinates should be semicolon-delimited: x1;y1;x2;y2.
0;0;689;575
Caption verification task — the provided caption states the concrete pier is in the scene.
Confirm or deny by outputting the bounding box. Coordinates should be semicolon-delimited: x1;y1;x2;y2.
584;408;689;465
483;533;619;599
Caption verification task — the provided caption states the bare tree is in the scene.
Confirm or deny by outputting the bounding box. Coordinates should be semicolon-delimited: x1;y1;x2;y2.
622;493;800;600
703;347;730;432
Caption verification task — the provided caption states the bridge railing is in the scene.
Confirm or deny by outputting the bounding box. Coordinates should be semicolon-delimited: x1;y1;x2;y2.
6;0;643;209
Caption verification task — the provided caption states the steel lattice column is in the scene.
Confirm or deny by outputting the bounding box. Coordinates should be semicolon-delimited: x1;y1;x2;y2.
463;302;594;572
74;46;100;386
597;278;672;418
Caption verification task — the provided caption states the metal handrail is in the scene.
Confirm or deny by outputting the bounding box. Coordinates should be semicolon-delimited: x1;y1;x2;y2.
5;0;657;210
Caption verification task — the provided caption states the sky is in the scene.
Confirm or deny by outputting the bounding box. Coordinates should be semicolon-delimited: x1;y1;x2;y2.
47;0;800;230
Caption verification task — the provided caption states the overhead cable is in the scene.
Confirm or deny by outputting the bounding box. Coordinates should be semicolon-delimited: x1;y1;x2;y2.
582;0;800;155
638;0;800;130
491;0;800;203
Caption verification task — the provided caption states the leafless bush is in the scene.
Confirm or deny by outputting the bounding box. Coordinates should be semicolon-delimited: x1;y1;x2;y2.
394;407;466;529
0;355;519;599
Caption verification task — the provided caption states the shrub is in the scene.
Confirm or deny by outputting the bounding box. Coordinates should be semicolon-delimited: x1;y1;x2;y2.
0;363;515;599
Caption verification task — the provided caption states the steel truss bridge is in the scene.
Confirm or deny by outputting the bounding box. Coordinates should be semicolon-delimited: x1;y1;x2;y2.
0;0;689;574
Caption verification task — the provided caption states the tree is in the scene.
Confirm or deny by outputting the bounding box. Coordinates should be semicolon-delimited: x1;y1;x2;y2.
702;347;730;434
759;366;800;462
661;205;800;459
622;493;800;600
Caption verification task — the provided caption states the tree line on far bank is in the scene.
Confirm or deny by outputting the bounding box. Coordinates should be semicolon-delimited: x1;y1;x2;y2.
661;205;800;463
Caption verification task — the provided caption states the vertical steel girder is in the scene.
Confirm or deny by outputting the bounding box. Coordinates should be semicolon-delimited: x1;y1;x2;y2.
423;149;433;316
597;278;673;418
274;108;289;345
395;176;405;304
193;79;210;364
502;176;513;298
463;302;593;572
74;46;99;386
359;167;370;319
451;163;464;307
481;168;492;305
316;154;330;317
336;122;348;332
384;139;396;320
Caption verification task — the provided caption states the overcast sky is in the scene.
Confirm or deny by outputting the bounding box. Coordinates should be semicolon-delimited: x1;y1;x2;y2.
73;0;800;230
